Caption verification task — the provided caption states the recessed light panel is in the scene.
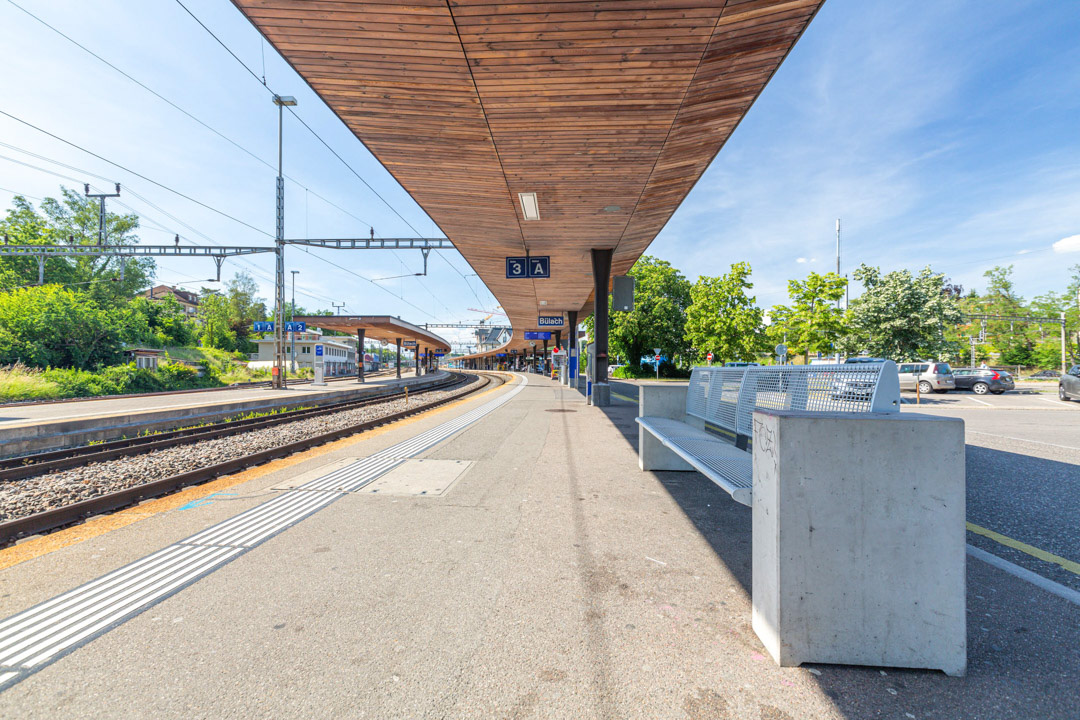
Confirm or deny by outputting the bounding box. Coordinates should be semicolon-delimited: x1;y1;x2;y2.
518;192;540;220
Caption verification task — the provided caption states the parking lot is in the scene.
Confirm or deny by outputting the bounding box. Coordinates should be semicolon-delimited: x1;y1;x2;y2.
610;378;1080;596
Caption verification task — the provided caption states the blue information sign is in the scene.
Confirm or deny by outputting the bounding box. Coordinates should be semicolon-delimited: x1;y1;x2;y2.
524;331;551;340
315;345;324;357
253;321;274;332
505;256;550;279
496;353;506;357
402;340;417;347
433;352;445;357
283;321;306;333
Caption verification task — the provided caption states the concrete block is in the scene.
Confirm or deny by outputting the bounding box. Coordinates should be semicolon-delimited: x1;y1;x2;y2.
750;409;966;676
591;382;611;407
638;384;695;471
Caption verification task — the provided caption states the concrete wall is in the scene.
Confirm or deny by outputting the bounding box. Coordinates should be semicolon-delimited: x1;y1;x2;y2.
637;384;703;472
750;409;967;676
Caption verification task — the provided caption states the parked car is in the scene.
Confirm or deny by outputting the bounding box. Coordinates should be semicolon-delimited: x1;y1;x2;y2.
607;364;624;378
1060;365;1080;401
844;357;887;364
952;368;1015;395
897;362;955;394
1030;369;1061;379
723;361;761;368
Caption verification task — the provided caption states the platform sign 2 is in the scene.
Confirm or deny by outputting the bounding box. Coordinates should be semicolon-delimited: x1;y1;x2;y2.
283;321;306;333
506;256;551;279
253;321;274;332
524;331;551;340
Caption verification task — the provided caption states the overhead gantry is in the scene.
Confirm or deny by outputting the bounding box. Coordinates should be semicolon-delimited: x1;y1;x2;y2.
233;0;825;403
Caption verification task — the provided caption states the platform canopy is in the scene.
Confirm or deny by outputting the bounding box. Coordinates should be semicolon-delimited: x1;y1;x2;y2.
234;0;824;358
292;315;451;353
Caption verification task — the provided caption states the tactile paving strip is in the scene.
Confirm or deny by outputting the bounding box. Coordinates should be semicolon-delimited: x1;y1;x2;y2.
0;374;527;691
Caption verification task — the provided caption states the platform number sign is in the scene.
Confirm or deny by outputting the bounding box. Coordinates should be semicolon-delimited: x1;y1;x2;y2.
505;256;550;279
253;321;274;333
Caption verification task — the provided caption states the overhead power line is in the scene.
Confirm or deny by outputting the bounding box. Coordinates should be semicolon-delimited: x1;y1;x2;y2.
0;109;273;238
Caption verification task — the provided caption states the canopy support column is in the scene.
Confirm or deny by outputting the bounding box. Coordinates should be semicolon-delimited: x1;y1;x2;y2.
356;328;366;383
395;338;402;379
591;248;612;405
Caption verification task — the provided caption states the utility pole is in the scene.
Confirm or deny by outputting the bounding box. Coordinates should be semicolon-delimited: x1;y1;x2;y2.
85;183;122;280
272;95;297;389
84;183;121;246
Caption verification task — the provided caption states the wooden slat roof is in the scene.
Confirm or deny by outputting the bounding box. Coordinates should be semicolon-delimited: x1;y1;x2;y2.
292;314;451;351
234;0;824;359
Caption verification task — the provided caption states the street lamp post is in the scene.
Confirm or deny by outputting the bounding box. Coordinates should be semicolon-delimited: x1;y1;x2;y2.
272;94;297;389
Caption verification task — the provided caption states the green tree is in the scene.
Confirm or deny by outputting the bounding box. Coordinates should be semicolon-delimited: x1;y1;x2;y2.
0;189;154;299
841;265;962;360
0;285;126;369
767;272;848;363
198;290;237;350
684;262;764;364
128;295;199;347
584;256;691;367
223;272;267;352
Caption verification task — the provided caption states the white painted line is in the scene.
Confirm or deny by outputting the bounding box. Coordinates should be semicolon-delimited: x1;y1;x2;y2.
967;396;993;407
966;430;1079;452
1038;396;1075;407
0;373;530;691
967;544;1080;607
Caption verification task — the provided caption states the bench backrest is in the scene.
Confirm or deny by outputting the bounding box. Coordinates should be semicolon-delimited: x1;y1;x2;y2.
686;362;900;448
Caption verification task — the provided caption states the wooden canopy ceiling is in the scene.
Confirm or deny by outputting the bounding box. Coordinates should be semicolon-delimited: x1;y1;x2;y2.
292;314;451;352
233;0;824;358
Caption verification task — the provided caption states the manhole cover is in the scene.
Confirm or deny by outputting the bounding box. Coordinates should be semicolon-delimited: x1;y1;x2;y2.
545;409;577;413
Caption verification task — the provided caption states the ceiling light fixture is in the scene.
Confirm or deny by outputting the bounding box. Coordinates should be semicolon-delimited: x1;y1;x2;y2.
518;192;540;221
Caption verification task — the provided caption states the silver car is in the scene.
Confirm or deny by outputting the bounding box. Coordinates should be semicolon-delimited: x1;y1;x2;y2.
897;362;955;394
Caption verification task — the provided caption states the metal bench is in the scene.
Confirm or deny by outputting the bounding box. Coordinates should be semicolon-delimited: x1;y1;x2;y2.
635;362;901;505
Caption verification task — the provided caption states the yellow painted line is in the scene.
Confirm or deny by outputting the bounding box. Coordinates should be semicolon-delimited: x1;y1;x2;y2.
967;522;1080;576
612;392;638;404
0;375;516;571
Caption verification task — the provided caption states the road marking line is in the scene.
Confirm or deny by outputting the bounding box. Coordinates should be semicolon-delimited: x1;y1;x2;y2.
967;396;993;407
966;430;1079;452
967;545;1080;607
966;522;1080;576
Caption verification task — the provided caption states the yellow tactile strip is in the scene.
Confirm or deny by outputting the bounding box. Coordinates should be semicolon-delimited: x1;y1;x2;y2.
0;374;512;571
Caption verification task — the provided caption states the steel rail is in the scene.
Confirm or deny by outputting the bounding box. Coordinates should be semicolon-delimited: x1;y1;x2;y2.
0;372;500;546
0;373;460;480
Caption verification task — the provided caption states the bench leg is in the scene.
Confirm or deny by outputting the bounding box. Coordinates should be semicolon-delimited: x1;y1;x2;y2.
639;426;696;472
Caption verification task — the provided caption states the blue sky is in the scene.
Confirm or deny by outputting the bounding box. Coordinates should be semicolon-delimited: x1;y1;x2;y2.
1;0;1079;349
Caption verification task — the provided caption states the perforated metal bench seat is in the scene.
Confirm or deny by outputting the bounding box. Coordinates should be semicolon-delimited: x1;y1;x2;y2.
635;416;752;506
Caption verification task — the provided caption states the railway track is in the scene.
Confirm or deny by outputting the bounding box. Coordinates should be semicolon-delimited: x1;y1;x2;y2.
0;371;501;546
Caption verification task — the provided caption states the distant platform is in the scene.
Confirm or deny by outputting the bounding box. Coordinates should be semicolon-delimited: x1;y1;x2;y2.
0;371;446;457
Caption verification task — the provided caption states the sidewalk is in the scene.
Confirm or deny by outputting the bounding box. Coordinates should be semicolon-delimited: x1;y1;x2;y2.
0;375;1076;718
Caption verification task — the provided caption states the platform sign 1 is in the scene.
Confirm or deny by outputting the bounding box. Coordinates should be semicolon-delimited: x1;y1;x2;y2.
283;321;306;333
524;331;551;340
537;315;565;328
506;256;551;279
253;321;274;332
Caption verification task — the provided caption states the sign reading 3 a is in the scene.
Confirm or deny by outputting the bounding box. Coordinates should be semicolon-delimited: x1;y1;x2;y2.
505;256;550;279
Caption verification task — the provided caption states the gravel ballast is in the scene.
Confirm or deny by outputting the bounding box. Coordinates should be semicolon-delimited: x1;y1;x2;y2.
0;374;487;523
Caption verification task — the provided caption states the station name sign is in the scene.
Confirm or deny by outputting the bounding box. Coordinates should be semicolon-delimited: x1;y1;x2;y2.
537;315;565;328
524;331;552;340
402;340;418;347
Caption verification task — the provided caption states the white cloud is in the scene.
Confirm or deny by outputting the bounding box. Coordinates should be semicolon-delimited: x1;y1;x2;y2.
1053;234;1080;253
796;257;808;264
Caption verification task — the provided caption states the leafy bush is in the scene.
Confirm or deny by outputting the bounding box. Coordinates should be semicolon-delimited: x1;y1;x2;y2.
0;285;126;369
0;363;62;402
